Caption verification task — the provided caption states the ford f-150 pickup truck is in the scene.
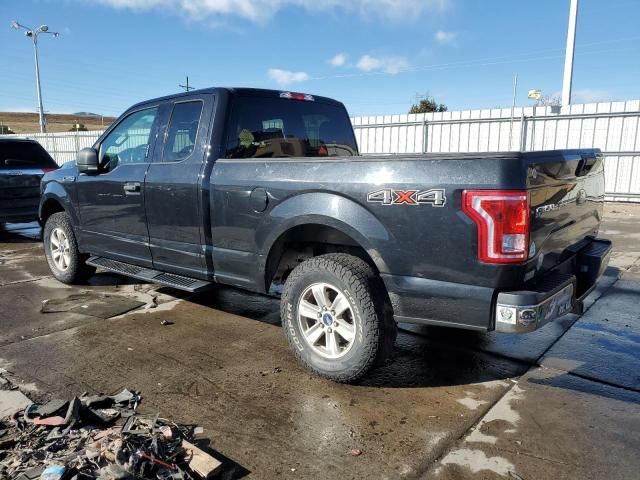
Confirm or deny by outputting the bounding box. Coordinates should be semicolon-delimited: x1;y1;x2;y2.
40;88;611;382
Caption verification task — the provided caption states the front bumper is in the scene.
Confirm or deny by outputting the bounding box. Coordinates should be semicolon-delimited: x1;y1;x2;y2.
495;238;612;333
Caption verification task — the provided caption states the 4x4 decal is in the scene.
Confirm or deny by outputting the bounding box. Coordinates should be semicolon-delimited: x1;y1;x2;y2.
367;188;446;207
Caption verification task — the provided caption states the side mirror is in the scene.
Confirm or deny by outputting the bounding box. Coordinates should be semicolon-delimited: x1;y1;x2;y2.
77;148;99;174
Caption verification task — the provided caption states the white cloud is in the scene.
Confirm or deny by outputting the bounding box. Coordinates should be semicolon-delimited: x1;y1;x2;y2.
328;53;348;67
572;89;612;104
87;0;450;23
434;30;457;44
268;68;309;86
356;55;410;75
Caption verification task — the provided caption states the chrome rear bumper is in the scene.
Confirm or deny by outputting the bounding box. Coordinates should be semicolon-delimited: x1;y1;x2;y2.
495;238;612;334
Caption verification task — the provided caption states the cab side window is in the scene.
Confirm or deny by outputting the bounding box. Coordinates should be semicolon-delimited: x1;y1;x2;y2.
162;101;203;162
99;107;158;172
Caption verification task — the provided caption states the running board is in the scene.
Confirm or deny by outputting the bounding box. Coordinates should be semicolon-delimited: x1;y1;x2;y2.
86;256;211;293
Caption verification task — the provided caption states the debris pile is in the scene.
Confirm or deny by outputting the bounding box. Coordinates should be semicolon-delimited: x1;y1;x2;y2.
0;389;221;480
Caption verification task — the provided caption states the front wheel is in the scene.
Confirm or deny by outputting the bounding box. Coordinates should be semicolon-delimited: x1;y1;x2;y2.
281;253;396;383
43;212;96;284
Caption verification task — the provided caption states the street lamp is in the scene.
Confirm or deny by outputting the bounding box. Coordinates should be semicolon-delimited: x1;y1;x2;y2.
10;20;60;133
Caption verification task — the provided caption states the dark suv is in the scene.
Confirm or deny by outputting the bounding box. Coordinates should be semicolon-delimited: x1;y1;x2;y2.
1;138;58;224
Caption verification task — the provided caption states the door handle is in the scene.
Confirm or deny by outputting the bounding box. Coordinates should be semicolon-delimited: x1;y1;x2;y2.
123;182;141;194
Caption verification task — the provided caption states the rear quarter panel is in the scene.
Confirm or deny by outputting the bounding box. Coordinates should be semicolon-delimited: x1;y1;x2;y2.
209;153;532;291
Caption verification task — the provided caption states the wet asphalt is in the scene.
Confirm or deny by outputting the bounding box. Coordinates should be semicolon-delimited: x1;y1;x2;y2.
0;203;638;479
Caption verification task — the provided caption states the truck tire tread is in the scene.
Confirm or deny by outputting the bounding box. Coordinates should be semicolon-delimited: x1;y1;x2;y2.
281;253;396;383
44;212;96;284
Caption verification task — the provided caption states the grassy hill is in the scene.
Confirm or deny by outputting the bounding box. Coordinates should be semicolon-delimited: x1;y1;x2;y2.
0;111;116;134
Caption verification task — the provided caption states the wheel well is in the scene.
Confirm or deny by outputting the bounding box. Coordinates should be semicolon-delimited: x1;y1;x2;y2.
40;199;65;224
265;224;379;292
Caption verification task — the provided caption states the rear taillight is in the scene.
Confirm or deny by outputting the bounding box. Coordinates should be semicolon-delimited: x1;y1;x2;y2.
280;91;315;101
462;190;530;264
42;167;57;173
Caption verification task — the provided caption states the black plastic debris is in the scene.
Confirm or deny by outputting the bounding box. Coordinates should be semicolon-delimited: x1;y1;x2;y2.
0;389;222;479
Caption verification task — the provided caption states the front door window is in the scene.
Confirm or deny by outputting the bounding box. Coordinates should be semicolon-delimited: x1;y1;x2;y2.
100;107;158;172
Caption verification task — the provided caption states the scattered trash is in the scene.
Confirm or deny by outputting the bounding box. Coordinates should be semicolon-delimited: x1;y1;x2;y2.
0;390;32;419
0;389;222;479
160;320;175;326
40;465;65;480
350;448;363;456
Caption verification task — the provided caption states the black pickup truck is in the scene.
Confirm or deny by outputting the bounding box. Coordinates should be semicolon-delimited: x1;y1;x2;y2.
40;88;611;382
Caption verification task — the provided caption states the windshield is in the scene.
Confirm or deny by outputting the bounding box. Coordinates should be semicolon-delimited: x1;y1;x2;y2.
224;97;358;159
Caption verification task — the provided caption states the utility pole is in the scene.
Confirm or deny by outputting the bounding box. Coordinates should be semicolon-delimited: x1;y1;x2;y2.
179;76;195;92
561;0;579;106
10;21;59;133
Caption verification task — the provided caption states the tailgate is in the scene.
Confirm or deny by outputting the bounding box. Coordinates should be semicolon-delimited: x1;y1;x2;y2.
526;149;605;272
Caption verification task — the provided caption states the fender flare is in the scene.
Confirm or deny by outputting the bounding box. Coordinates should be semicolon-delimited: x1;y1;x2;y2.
258;192;393;274
39;182;79;226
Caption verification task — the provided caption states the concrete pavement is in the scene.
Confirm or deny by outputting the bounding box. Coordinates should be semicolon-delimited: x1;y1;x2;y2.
0;203;638;479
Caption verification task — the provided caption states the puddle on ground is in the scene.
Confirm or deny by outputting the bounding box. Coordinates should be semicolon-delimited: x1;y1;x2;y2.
436;448;516;477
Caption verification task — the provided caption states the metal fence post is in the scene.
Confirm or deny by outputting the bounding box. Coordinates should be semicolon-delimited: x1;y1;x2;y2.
422;119;428;153
519;111;527;152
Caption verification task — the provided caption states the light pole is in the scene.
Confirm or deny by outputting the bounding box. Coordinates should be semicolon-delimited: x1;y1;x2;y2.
561;0;579;106
10;20;59;133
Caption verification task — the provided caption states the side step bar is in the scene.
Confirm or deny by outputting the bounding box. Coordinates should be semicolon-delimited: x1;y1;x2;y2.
86;256;211;293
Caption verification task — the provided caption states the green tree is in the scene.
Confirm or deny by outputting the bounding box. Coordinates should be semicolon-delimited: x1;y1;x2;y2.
409;96;448;114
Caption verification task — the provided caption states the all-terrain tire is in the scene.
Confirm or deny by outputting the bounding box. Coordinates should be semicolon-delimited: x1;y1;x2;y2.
43;212;96;284
281;253;396;383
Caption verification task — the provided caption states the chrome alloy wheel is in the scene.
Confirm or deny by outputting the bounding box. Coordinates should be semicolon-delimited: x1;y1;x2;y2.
297;282;357;359
50;227;71;271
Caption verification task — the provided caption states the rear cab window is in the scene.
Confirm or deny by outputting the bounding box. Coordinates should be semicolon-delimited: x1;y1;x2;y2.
224;94;358;159
162;101;204;162
0;141;57;170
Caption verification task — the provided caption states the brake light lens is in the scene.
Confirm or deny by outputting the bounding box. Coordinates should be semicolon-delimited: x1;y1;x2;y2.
462;190;530;264
42;167;57;173
280;91;315;101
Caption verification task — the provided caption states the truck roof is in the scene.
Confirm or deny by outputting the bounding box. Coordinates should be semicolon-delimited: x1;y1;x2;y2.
127;87;343;112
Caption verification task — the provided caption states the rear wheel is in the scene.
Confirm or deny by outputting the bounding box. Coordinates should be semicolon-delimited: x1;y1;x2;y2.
44;212;96;284
281;253;396;383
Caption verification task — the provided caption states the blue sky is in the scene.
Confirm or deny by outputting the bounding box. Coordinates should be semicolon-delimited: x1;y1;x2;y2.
1;0;639;118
